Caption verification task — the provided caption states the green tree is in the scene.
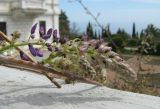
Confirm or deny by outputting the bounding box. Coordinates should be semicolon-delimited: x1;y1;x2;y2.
144;24;160;37
142;24;160;54
132;22;136;38
140;30;144;38
59;10;70;37
94;30;97;39
156;43;160;55
109;35;125;51
102;24;111;40
116;28;130;40
127;38;139;47
86;22;94;39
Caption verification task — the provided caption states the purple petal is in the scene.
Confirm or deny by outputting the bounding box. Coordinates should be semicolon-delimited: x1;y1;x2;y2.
95;39;104;49
42;28;53;40
47;28;53;35
55;47;61;52
98;45;112;53
53;29;58;38
53;29;59;43
109;47;112;51
45;43;54;52
89;39;97;47
99;39;104;43
48;46;54;52
45;43;51;47
43;34;51;40
98;45;105;53
60;37;68;45
39;26;45;37
19;51;30;61
35;48;43;57
53;37;59;43
28;44;37;57
80;45;88;52
31;23;37;34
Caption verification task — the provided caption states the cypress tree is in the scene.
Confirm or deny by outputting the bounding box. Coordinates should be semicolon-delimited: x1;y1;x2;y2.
59;10;70;36
132;22;136;38
86;22;94;39
94;30;97;39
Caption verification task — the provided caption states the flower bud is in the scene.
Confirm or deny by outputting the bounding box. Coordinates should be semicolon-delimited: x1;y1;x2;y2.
42;28;53;40
35;48;43;57
28;44;37;57
59;37;68;45
53;29;59;43
39;26;45;37
19;51;30;61
31;23;37;35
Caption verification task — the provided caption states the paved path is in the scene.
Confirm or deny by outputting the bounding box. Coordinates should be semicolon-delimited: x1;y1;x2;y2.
0;66;160;109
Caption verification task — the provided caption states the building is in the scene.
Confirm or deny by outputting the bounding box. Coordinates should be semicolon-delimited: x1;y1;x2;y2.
0;0;60;41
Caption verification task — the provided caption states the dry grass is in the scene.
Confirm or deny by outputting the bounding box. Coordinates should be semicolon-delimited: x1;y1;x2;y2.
106;55;160;96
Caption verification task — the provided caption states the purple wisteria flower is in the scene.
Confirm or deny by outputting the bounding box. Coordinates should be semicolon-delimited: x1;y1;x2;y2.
35;48;43;57
89;39;97;47
45;43;54;52
59;37;68;45
98;45;112;53
53;29;58;37
48;46;54;52
55;47;61;52
28;44;37;57
28;43;44;57
45;43;61;52
53;29;59;43
30;23;38;39
95;39;104;49
45;43;51;47
79;45;88;52
39;26;45;38
42;28;53;40
19;51;30;61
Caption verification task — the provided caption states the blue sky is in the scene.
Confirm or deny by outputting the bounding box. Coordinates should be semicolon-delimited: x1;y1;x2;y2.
60;0;160;34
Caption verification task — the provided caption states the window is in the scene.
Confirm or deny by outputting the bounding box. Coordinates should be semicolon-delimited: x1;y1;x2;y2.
0;22;7;35
39;21;46;34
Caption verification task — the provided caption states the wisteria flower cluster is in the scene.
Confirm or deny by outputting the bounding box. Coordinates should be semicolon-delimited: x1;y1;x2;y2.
20;23;68;61
17;23;116;83
0;23;136;84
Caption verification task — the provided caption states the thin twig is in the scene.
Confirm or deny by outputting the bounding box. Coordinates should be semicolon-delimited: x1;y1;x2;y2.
0;56;103;86
0;31;37;63
69;0;118;50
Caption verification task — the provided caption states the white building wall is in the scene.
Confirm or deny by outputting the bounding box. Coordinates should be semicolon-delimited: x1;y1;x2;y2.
0;0;60;41
0;14;34;40
0;2;10;13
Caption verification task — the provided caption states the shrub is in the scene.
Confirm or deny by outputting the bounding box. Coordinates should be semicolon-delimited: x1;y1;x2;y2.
156;43;160;55
109;35;125;51
127;38;139;47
